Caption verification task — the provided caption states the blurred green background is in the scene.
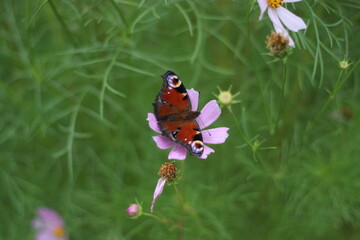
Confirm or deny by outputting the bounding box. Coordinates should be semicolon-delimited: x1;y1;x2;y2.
1;0;360;239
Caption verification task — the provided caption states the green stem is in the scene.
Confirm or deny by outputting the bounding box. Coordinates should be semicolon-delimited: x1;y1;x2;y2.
333;59;360;95
246;1;256;41
302;59;360;147
181;160;186;205
100;50;119;119
256;74;274;135
48;0;77;45
173;184;184;211
274;61;287;132
142;212;182;227
175;163;186;239
313;70;343;123
142;212;167;223
173;183;185;239
110;0;128;28
314;59;360;123
227;106;253;149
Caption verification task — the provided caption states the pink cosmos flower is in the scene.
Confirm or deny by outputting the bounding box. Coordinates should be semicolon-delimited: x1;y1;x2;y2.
147;89;229;160
32;207;68;240
257;0;307;47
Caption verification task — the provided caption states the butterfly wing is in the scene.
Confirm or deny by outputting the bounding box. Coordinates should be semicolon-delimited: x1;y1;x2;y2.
172;121;204;157
153;71;204;157
153;71;192;120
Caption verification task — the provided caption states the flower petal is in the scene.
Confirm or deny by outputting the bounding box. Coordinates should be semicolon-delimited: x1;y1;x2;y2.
197;100;221;129
257;0;268;20
152;136;175;149
187;88;199;111
37;208;63;227
151;178;167;213
284;0;302;2
147;113;161;133
199;145;215;159
282;31;295;47
32;219;45;230
168;144;187;160
268;9;296;47
202;127;229;144
268;8;284;33
276;7;307;32
36;230;56;240
126;204;139;216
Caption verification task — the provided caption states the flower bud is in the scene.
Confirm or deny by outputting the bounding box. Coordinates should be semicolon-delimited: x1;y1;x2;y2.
214;86;241;107
339;60;350;70
126;203;142;217
218;91;233;105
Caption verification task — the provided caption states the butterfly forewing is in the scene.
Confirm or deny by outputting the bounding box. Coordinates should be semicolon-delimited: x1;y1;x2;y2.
154;71;191;119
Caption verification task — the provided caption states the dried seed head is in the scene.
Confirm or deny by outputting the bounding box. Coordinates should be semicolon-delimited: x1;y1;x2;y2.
266;32;289;56
158;162;177;181
341;107;352;121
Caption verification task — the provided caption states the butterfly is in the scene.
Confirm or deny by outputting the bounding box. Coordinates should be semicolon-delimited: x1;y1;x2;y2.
153;71;204;157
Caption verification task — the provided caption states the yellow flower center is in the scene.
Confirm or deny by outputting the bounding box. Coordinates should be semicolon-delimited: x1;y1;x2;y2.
218;91;233;105
267;0;283;9
53;226;65;238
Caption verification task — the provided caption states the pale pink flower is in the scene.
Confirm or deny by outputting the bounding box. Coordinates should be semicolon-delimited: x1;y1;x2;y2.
147;89;229;160
32;207;68;240
151;177;167;213
257;0;307;47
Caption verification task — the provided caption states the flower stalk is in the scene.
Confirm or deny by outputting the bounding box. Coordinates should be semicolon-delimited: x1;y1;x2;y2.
227;105;253;149
274;60;287;133
315;59;359;123
142;212;184;228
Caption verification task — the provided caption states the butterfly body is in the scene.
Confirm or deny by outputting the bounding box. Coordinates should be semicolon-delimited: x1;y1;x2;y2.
153;71;204;157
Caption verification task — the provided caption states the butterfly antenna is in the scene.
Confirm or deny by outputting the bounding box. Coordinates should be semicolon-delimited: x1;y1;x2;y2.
198;116;212;136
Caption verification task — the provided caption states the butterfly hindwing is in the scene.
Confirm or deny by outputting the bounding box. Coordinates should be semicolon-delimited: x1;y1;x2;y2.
153;71;204;157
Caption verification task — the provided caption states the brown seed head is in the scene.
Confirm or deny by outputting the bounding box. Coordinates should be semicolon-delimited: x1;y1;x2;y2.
158;162;177;181
340;107;352;121
266;32;289;56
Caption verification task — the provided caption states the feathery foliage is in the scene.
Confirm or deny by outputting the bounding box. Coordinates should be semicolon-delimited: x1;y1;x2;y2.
0;0;359;239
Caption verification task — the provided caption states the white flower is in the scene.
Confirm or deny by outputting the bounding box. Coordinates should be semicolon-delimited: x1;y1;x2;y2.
258;0;307;47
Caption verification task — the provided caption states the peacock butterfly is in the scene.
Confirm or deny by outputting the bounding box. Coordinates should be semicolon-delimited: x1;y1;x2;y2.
153;71;204;157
